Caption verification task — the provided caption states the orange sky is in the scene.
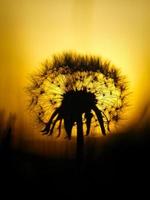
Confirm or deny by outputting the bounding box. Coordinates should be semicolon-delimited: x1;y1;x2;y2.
0;0;149;138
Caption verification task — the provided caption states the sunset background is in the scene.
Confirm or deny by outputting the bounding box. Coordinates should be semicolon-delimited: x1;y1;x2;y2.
0;0;150;192
0;0;149;155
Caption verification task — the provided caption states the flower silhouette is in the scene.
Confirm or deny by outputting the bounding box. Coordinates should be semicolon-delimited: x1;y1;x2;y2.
27;52;128;140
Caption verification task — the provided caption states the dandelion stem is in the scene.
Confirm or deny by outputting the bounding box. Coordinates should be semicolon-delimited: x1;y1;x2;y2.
76;115;84;165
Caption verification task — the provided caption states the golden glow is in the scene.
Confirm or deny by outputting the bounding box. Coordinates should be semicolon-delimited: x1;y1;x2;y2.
0;0;149;148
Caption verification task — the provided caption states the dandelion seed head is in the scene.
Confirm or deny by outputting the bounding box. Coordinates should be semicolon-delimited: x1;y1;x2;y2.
27;52;129;135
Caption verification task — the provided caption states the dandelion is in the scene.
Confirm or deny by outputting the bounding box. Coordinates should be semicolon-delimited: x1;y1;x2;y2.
27;52;128;160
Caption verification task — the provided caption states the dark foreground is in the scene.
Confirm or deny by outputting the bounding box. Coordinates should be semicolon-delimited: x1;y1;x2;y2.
0;114;150;196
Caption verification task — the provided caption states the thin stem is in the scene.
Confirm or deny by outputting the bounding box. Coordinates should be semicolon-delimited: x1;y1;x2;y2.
76;114;84;166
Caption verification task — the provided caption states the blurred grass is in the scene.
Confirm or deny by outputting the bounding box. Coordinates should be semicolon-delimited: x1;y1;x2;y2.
0;104;150;192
